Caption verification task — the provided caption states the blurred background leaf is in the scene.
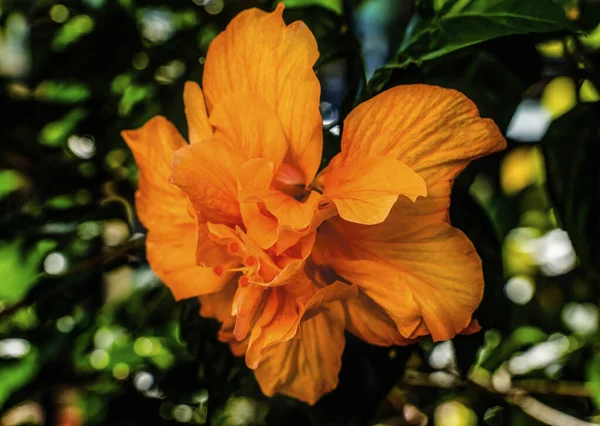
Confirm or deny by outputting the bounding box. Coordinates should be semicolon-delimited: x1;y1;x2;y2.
277;0;343;14
542;103;600;286
367;0;574;95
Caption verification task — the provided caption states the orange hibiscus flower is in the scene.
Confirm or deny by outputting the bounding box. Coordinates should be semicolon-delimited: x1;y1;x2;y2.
122;4;505;405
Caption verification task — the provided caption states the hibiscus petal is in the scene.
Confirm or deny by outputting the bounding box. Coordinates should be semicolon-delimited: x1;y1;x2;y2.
302;280;358;319
460;319;481;335
237;157;324;233
237;158;279;249
209;92;288;170
183;81;213;144
263;190;323;230
121;117;230;298
240;203;279;250
171;138;244;225
202;3;322;183
343;291;413;346
340;84;505;219
233;283;267;342
317;155;426;225
245;276;355;370
122;117;188;228
253;305;345;405
146;231;232;299
318;209;484;342
245;288;300;369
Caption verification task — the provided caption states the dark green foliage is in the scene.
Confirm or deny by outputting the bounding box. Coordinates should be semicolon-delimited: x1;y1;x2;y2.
542;103;600;285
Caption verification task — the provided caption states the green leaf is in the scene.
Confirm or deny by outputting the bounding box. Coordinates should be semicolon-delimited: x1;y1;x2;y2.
402;0;572;65
0;239;57;303
39;108;87;147
0;349;39;409
276;0;343;15
35;81;91;104
52;15;96;52
369;0;573;93
542;103;600;284
0;170;25;200
588;352;600;409
481;326;548;371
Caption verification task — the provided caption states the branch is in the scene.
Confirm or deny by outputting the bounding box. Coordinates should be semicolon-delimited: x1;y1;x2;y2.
513;379;591;398
0;236;146;321
402;368;595;426
470;368;594;426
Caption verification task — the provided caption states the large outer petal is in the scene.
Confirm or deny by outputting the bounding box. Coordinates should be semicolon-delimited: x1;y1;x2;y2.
209;91;288;170
316;155;426;225
172;138;245;225
343;291;413;347
339;84;506;220
122;117;230;299
245;279;357;369
253;304;346;405
202;4;322;183
317;207;484;342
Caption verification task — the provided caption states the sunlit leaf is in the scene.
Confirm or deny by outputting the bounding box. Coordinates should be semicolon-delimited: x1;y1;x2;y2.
541;76;577;119
118;85;153;116
34;81;91;104
587;352;600;409
0;349;39;409
276;0;343;14
52;15;96;52
580;80;600;102
0;170;25;200
39;108;87;147
0;239;57;303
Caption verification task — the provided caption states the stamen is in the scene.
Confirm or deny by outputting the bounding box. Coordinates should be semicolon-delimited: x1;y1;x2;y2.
229;242;239;253
239;275;250;287
226;266;250;273
245;256;256;267
214;265;224;276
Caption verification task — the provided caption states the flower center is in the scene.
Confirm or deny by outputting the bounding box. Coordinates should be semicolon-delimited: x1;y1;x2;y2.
273;163;310;201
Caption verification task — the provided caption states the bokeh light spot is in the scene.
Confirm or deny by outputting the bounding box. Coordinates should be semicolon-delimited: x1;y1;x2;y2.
0;338;31;358
204;0;224;15
562;302;599;335
134;371;154;391
103;220;130;247
504;276;535;305
68;135;95;159
113;363;130;380
89;349;110;369
434;401;477;426
534;229;577;276
56;316;75;333
134;337;154;356
429;341;456;370
133;52;150;70
44;252;68;275
173;404;193;423
50;5;70;23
